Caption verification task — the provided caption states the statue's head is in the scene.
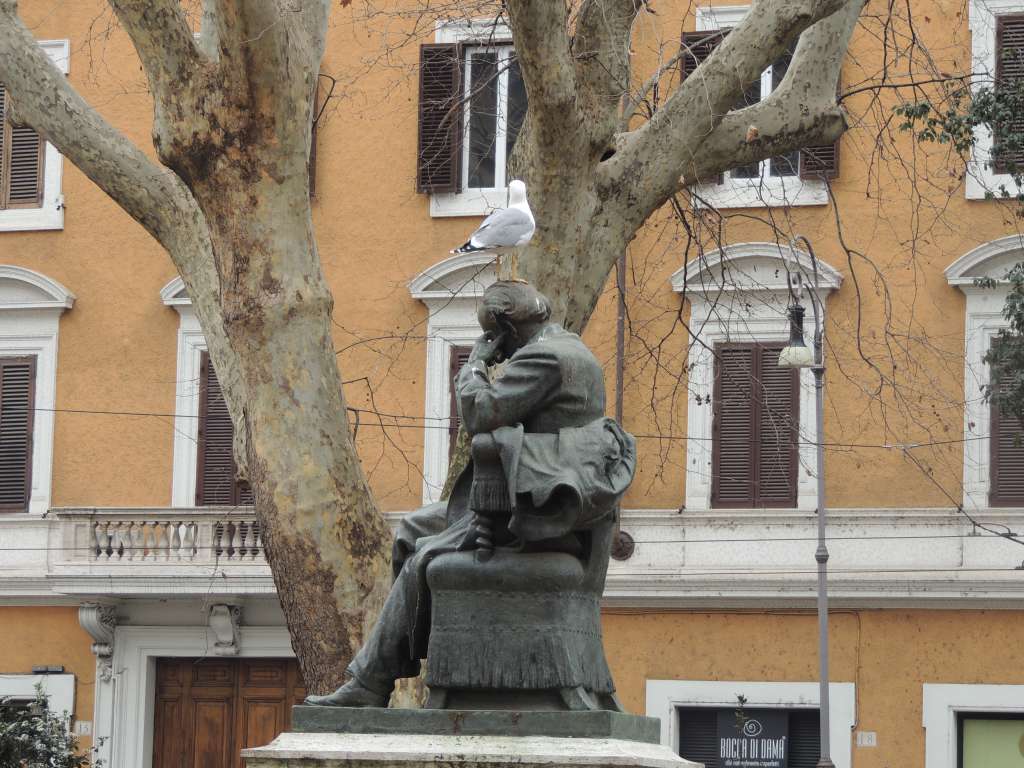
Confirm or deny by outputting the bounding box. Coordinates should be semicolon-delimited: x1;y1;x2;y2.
479;281;552;355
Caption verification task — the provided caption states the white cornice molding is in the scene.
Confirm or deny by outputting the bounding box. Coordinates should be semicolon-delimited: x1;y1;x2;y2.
0;265;75;310
159;275;191;308
695;5;750;28
408;252;496;301
945;234;1024;287
435;17;512;44
670;242;843;296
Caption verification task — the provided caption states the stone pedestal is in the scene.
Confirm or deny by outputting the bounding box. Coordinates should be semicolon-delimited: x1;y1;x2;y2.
241;708;702;768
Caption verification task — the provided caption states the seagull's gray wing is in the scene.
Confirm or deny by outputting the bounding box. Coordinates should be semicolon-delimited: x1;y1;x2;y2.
470;207;534;249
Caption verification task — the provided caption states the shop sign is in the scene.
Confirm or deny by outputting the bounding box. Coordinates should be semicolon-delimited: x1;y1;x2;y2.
716;709;789;768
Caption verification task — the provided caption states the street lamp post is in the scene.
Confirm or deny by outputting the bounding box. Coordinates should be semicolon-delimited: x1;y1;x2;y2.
778;235;834;768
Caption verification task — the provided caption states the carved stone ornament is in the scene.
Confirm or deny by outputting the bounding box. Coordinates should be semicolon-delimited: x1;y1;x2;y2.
78;603;117;683
208;604;242;656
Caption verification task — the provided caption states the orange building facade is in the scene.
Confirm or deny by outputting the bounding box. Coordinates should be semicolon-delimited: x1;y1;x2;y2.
1;2;1023;768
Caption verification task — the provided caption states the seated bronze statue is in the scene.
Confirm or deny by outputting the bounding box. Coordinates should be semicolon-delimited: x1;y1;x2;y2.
306;281;636;710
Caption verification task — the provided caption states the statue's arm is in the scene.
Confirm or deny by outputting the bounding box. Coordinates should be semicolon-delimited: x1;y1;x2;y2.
456;349;561;434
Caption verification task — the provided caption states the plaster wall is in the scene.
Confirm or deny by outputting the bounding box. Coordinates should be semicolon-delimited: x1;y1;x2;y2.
0;0;1004;514
605;608;1024;768
0;607;95;751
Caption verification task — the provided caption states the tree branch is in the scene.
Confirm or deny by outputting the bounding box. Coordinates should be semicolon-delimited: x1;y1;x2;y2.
620;47;686;132
197;0;221;61
605;0;860;222
211;0;328;149
574;0;643;148
678;0;861;186
0;0;250;474
107;0;203;94
0;1;194;255
505;0;583;160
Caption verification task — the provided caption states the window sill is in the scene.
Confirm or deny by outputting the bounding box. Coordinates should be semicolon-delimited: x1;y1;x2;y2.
964;163;1024;200
692;178;828;208
430;187;509;217
0;203;64;232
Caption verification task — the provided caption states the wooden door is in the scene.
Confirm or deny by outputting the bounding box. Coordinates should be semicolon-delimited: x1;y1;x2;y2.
153;658;305;768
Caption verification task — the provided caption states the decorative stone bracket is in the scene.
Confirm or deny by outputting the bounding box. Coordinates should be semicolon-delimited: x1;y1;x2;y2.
208;604;242;656
79;603;117;682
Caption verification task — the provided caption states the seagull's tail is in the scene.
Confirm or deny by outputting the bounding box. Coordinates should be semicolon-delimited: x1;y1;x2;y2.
450;241;488;256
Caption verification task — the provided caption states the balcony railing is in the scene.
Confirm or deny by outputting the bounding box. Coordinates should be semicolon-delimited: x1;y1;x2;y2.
50;507;266;566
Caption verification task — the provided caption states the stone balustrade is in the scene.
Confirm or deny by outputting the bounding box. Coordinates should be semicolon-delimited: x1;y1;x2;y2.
50;507;265;567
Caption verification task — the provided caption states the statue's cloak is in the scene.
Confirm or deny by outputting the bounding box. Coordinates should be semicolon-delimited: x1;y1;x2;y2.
390;325;636;660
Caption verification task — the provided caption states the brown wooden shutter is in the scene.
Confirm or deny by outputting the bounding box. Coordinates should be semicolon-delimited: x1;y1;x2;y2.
712;344;756;506
990;375;1024;506
681;31;728;185
680;30;727;80
417;43;462;194
196;352;253;506
0;356;35;513
448;345;472;458
712;343;798;508
755;344;799;506
995;14;1024;173
0;84;45;209
799;141;840;180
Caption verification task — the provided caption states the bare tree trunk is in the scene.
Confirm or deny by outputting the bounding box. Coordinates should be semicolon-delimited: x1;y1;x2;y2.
506;0;862;331
0;0;864;694
0;0;391;693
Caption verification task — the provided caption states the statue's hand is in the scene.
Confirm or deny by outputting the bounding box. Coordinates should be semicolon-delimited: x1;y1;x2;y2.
470;331;506;366
457;513;494;552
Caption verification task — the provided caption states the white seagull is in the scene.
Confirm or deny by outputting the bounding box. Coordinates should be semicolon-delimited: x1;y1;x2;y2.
451;179;535;279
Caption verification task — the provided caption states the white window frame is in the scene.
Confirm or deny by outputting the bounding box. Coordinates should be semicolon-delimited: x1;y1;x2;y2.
0;673;76;717
430;19;518;218
409;252;496;502
945;235;1022;510
161;277;208;507
923;683;1024;768
671;243;843;512
966;0;1024;200
0;265;74;515
645;679;856;768
0;39;69;232
690;7;828;209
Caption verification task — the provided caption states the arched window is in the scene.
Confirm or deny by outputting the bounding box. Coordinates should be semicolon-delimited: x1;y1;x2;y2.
946;235;1024;508
161;277;252;507
671;243;842;511
409;252;496;502
0;265;74;513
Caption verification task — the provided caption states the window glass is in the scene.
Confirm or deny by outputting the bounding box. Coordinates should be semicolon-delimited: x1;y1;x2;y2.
505;56;527;179
768;46;799;177
467;51;499;189
727;41;800;182
960;715;1024;768
732;80;763;179
462;45;527;192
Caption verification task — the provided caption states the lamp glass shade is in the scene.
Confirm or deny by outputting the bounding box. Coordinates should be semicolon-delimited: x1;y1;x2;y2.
778;302;813;369
778;344;815;369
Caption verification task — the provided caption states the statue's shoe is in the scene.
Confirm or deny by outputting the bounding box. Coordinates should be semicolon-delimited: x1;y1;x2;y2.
304;679;388;707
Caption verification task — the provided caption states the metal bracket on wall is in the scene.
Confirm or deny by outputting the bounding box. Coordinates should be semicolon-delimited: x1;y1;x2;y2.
78;603;117;683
